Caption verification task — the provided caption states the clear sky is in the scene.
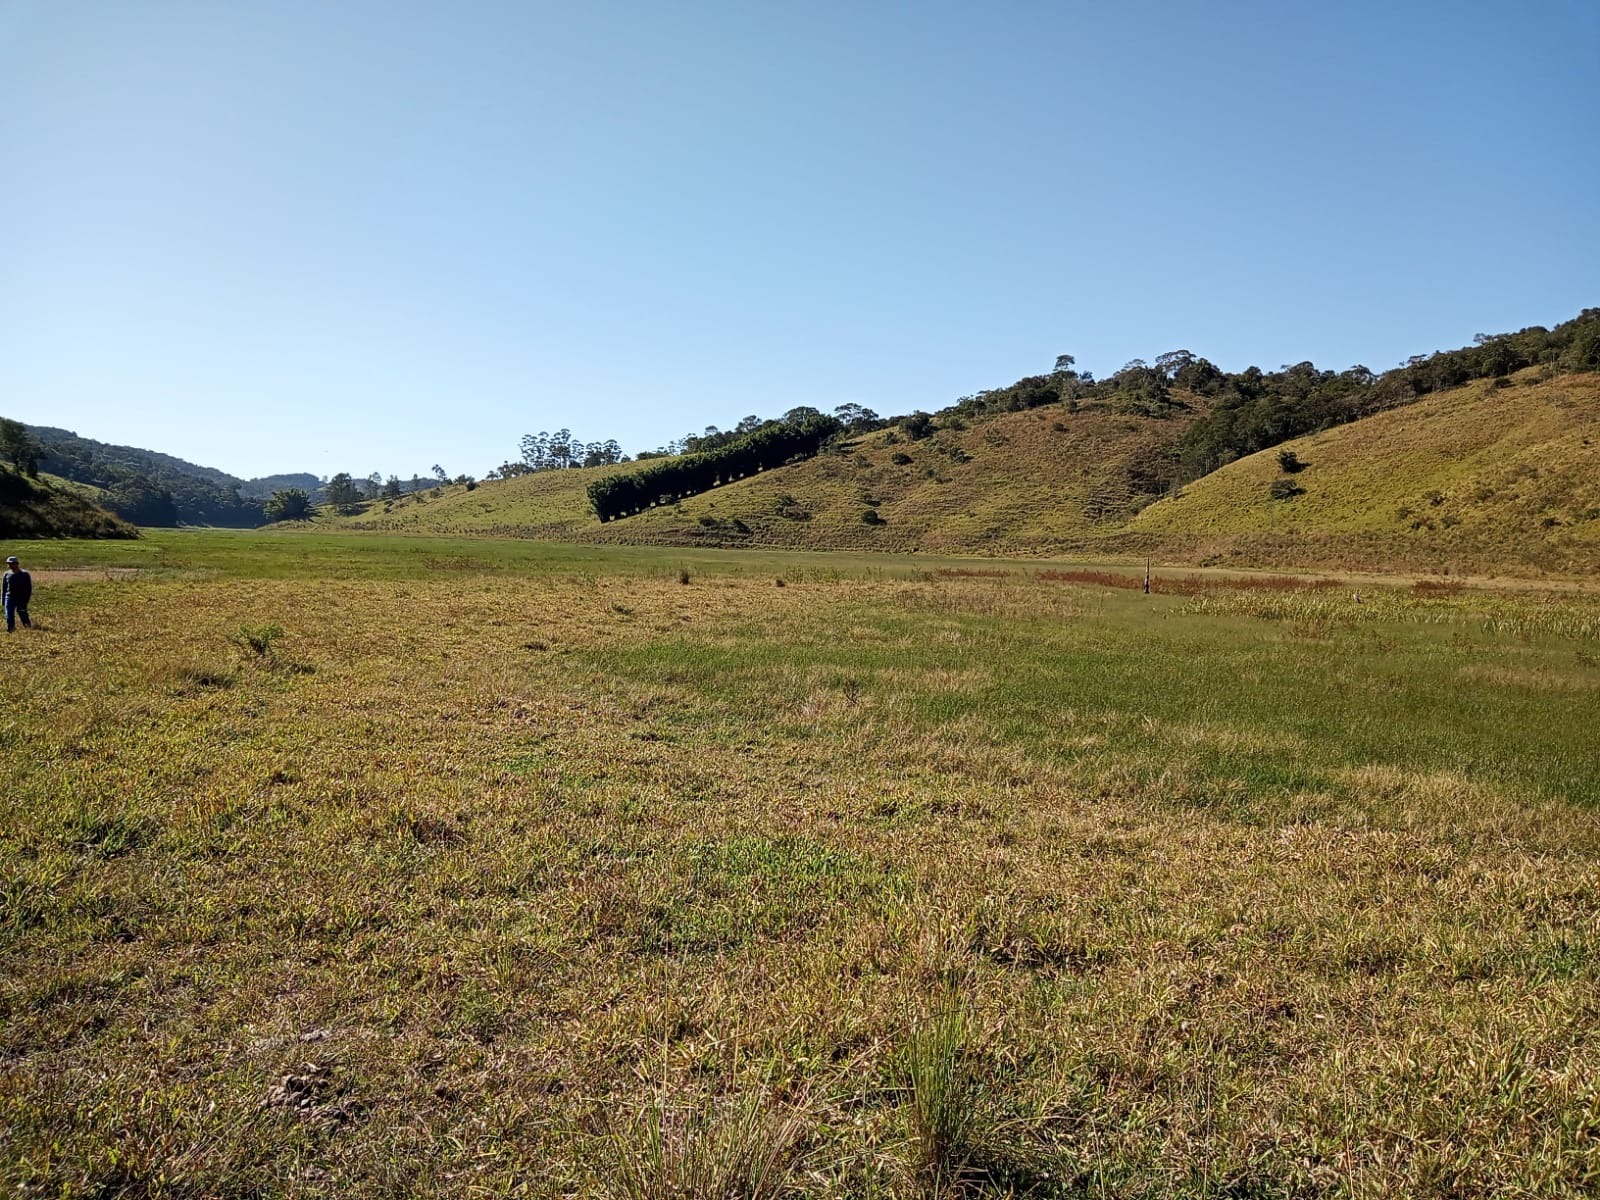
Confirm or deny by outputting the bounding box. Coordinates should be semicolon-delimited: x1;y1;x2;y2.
2;1;1596;481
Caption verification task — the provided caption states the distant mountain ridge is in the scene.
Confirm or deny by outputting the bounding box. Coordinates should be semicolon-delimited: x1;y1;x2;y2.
21;427;343;527
237;473;322;500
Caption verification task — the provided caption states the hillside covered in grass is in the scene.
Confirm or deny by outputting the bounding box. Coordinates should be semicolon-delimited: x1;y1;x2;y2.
590;402;1200;554
317;310;1600;574
326;370;1600;575
0;467;139;539
327;399;1203;555
1131;370;1600;575
332;458;640;538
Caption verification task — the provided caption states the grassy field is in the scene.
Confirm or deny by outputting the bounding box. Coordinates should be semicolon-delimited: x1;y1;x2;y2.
4;531;1599;1198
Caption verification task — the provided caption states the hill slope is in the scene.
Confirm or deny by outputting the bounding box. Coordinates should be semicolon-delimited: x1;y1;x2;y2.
1130;370;1600;575
333;460;632;538
330;401;1202;554
324;371;1599;576
0;468;140;539
590;403;1197;553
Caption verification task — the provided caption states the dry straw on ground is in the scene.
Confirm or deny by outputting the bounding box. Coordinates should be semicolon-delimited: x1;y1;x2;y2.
3;537;1598;1197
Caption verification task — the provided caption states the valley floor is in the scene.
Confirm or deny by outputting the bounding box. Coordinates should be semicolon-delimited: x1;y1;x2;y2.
4;532;1599;1197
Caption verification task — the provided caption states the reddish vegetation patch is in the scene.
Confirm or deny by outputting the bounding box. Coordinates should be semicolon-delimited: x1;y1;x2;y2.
1034;569;1343;595
934;567;1015;578
1036;568;1158;591
1034;568;1212;594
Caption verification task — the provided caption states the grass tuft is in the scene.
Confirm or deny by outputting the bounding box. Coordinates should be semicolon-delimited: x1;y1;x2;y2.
897;1002;990;1198
229;622;285;657
603;1087;807;1200
60;806;149;860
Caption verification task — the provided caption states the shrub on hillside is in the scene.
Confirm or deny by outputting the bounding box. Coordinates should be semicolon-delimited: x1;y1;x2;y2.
264;488;315;522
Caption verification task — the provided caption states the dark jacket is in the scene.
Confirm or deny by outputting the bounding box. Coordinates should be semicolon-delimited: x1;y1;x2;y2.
3;569;30;607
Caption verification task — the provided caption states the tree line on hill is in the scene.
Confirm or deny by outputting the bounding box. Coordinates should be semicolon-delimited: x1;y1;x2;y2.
10;423;268;526
570;310;1597;522
267;466;477;520
586;413;844;521
496;430;627;476
476;406;887;523
933;308;1600;491
631;405;884;460
0;419;42;478
496;406;890;486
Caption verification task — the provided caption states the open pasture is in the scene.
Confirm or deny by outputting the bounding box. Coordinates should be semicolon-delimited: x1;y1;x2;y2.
4;532;1599;1197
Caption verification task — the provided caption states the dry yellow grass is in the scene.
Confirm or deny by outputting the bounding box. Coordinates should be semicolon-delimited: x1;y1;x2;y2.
594;406;1194;555
4;540;1599;1197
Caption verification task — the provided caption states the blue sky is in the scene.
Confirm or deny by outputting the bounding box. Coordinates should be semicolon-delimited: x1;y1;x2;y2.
2;1;1595;481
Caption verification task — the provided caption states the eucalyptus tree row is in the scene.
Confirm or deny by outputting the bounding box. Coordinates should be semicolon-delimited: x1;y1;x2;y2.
519;429;625;472
587;414;841;522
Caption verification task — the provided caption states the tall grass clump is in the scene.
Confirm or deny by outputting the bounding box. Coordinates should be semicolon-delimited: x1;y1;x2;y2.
896;1004;989;1198
603;1087;806;1200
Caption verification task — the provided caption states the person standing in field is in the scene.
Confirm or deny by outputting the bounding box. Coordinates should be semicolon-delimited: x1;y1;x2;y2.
4;556;32;632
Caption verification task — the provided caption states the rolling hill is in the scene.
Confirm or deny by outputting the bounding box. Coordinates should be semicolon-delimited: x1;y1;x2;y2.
335;459;634;539
589;403;1199;554
27;424;268;526
328;399;1203;554
324;370;1600;576
0;468;139;539
1129;369;1600;575
22;426;382;527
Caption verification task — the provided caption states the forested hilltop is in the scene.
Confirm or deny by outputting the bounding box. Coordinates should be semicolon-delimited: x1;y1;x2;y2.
531;309;1600;524
25;426;269;527
924;307;1600;492
13;427;435;528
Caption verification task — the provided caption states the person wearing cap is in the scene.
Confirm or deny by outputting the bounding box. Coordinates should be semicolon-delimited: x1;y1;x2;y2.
3;556;31;632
